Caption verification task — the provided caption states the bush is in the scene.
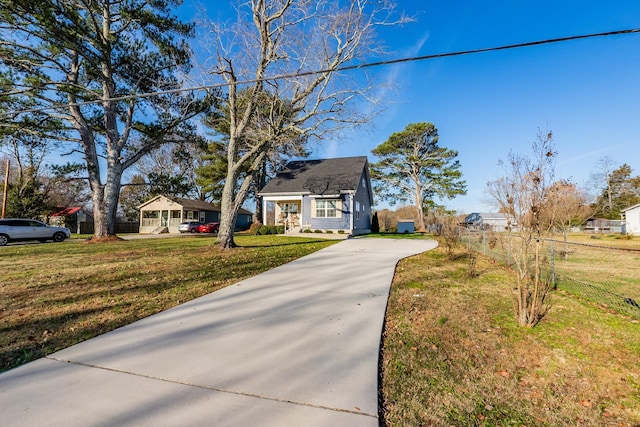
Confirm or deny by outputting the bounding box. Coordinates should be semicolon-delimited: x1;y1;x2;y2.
325;230;333;234
313;229;323;233
275;225;285;234
258;225;280;235
337;230;345;234
303;229;312;233
249;222;263;235
371;212;380;233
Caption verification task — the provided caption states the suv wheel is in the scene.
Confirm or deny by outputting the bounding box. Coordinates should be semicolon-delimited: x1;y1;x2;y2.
53;232;67;242
0;234;8;246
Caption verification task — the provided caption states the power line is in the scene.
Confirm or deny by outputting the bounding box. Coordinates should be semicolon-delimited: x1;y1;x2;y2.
3;27;640;117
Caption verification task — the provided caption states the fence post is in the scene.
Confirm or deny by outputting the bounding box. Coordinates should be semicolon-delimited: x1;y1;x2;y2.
550;239;556;287
482;229;486;255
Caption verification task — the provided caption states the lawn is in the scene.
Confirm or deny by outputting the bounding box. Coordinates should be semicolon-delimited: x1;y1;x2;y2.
3;232;639;426
381;242;640;426
0;235;336;372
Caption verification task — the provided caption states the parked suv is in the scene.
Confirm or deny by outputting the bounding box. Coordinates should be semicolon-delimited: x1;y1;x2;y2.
177;221;201;233
0;219;71;246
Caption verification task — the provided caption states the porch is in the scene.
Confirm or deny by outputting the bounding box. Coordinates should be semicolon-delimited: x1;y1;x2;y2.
261;197;304;232
140;209;203;234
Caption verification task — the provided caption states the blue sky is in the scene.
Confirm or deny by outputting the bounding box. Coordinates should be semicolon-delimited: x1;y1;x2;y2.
184;1;640;213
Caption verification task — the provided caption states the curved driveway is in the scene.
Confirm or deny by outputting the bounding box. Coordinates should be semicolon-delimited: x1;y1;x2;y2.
0;238;437;427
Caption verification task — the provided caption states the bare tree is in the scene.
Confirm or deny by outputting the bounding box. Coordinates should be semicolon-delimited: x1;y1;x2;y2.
486;130;556;327
196;0;409;248
589;156;617;215
544;179;590;256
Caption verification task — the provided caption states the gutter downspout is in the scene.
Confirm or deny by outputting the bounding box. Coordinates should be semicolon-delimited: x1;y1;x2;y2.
349;193;354;234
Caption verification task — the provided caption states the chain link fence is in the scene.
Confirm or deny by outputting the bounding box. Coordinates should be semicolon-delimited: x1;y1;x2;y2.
459;227;640;320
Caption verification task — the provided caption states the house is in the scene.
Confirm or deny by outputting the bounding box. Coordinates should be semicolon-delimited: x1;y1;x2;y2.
138;195;253;234
464;212;509;231
622;203;640;236
48;207;94;234
258;156;373;235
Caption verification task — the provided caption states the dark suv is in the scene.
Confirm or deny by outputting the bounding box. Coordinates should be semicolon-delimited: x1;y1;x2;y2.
0;219;71;246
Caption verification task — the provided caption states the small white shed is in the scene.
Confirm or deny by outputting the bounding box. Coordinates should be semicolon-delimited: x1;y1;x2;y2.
397;220;415;234
621;203;640;236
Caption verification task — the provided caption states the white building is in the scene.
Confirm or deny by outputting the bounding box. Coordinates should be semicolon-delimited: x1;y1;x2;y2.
621;203;640;236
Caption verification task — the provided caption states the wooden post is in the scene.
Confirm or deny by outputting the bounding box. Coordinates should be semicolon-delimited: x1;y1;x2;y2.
1;159;8;219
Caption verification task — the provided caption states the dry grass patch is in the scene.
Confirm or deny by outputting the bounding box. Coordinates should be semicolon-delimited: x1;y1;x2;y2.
1;235;335;372
382;245;640;426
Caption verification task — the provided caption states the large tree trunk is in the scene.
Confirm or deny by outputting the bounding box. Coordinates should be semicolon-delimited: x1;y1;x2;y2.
91;162;123;238
217;179;238;249
414;181;426;231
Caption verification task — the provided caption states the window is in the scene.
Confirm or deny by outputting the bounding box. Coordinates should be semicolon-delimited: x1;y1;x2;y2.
315;199;338;218
355;201;361;220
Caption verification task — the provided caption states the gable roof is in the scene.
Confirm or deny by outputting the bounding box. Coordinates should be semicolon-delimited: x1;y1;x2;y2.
259;156;369;195
138;195;253;216
50;207;83;217
622;203;640;212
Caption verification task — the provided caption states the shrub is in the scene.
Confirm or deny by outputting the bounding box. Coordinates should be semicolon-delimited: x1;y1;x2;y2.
371;212;380;233
314;229;323;233
337;230;345;234
325;230;333;234
275;225;285;234
303;229;312;233
249;222;263;235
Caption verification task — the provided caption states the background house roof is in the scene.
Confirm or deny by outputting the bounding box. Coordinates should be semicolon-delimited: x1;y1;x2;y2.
50;207;83;217
259;156;369;195
140;195;253;216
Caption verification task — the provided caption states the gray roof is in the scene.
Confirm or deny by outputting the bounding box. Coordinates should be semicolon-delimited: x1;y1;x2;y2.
147;195;253;216
476;212;507;220
259;156;368;195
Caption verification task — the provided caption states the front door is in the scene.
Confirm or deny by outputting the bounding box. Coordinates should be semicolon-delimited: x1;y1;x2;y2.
279;203;300;227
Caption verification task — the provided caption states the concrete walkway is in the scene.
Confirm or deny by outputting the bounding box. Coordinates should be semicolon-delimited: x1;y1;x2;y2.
0;238;437;427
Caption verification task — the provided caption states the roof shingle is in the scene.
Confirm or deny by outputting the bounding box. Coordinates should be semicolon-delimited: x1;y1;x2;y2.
259;156;368;195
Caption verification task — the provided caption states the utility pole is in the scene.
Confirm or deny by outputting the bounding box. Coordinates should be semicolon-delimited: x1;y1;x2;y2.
1;159;8;218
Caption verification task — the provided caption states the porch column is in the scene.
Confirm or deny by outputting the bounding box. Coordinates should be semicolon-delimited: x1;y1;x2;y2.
262;198;267;225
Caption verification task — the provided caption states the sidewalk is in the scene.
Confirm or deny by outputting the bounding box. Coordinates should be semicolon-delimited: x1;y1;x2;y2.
0;238;437;427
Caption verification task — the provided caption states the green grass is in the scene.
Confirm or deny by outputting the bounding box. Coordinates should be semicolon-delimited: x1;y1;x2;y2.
381;243;640;426
0;235;336;372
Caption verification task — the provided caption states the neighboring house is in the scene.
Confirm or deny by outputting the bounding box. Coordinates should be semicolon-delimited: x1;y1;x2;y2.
48;207;94;234
138;195;253;234
621;204;640;236
258;156;373;235
464;212;509;231
584;218;624;234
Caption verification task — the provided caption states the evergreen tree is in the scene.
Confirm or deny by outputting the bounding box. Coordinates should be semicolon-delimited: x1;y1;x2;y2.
0;0;213;239
371;122;466;231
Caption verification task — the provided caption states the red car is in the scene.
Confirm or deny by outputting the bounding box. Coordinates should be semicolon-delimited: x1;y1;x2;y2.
198;222;219;234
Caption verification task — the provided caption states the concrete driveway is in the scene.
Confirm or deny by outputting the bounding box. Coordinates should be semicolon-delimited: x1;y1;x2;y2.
0;238;437;427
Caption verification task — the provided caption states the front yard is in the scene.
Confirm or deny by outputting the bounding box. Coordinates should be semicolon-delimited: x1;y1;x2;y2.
382;242;640;426
0;235;336;372
2;233;639;426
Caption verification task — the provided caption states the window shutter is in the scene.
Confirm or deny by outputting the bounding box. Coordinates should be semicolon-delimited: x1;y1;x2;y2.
311;198;316;218
336;199;342;218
